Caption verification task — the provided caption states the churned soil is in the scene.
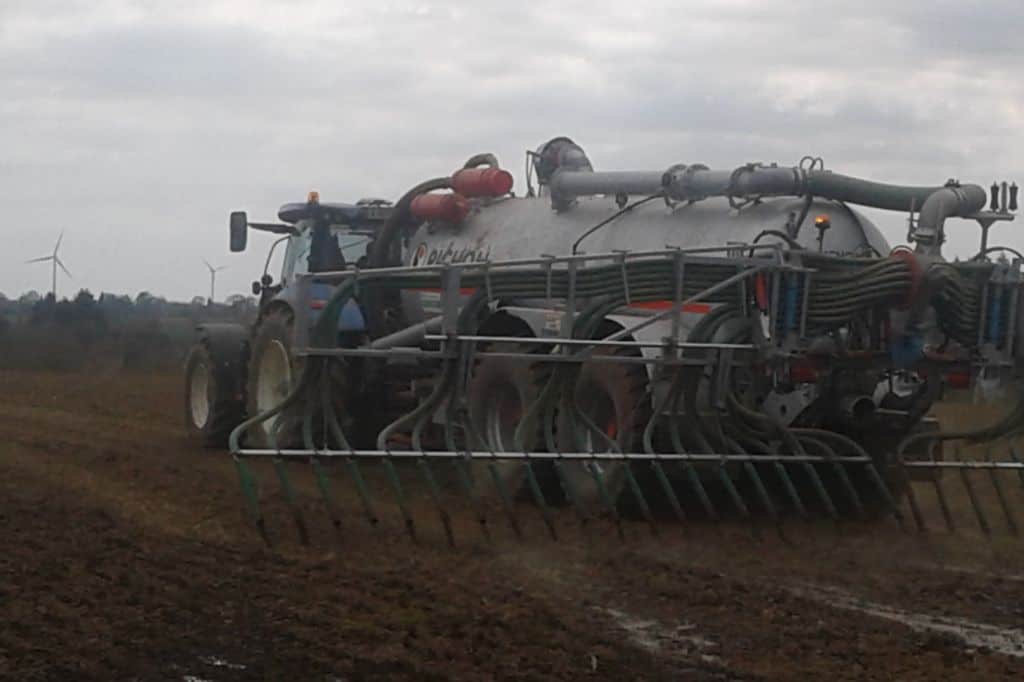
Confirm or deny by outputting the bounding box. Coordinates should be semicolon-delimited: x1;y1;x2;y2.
1;369;1023;680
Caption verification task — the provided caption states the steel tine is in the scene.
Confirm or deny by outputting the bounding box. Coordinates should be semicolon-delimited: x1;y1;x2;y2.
272;457;310;545
523;456;559;541
466;386;526;541
456;454;492;543
541;389;591;532
436;422;491;543
684;463;719;521
270;417;309;545
865;461;904;529
322;390;379;528
381;447;418;543
925;439;955;533
797;457;839;522
622;459;659;537
586;459;625;541
615;391;658;536
667;390;719;520
311;457;344;541
304;415;345;542
571;405;625;540
896;456;927;533
813;438;866;521
464;464;494;542
418;455;456;547
642;377;687;526
345;455;380;528
985;446;1018;536
772;458;808;519
449;449;492;543
553;455;590;530
410;418;456;547
743;461;779;521
715;461;752;523
467;411;525;541
792;428;900;527
652;459;688;525
724;436;778;527
233;455;271;546
487;459;524;540
957;446;991;537
552;455;592;532
1008;443;1024;489
433;367;493;544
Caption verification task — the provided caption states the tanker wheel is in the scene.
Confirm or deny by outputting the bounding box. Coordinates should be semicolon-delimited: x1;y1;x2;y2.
557;346;651;513
184;341;244;448
246;307;305;447
466;342;562;502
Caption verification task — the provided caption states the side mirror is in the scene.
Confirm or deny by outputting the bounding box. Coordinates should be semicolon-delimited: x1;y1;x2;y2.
229;211;248;252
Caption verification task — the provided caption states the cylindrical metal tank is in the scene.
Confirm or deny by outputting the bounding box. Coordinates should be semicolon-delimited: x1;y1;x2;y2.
401;193;890;322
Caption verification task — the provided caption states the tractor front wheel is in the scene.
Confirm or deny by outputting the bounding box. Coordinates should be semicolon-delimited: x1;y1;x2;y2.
246;307;304;447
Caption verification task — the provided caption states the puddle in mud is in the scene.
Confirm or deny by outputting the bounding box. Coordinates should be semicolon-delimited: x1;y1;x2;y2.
599;607;720;663
180;654;248;680
791;585;1024;658
197;655;247;670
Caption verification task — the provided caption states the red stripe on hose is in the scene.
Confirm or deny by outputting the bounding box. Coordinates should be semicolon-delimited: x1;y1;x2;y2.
629;301;712;313
889;248;922;308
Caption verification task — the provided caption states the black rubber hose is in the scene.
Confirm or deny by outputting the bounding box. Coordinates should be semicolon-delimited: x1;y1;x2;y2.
463;153;499;169
368;177;452;269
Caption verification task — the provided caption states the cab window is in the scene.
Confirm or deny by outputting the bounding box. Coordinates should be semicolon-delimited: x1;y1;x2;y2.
281;226;372;283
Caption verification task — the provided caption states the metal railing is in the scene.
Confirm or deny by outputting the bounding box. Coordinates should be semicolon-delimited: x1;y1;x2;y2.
228;244;1024;547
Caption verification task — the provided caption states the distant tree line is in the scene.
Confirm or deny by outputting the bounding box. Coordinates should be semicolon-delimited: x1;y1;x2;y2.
0;289;257;372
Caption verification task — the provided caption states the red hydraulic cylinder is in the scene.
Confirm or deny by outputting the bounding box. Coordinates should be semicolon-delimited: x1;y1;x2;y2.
410;192;471;223
451;167;514;197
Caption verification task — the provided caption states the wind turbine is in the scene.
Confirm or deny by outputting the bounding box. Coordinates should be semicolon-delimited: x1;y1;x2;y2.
25;231;72;300
202;258;227;304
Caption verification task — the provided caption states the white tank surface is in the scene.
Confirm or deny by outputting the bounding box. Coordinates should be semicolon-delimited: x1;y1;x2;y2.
405;193;888;270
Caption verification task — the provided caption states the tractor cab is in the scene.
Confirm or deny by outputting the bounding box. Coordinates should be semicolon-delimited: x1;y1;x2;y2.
229;194;392;303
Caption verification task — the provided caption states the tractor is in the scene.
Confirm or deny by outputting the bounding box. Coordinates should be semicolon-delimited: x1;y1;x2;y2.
184;195;391;447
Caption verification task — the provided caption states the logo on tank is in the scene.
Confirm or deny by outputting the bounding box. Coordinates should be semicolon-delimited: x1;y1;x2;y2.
411;241;491;266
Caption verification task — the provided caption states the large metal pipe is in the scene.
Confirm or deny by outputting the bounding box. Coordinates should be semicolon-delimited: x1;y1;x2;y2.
369;315;444;349
662;165;951;210
804;172;940;212
914;185;987;254
550;170;664;208
552;163;984;255
663;165;802;201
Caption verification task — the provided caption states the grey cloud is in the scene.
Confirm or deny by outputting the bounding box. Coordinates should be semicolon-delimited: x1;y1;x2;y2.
0;1;1021;300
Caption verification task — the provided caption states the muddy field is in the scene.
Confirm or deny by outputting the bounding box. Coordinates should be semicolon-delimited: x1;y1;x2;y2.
2;369;1024;680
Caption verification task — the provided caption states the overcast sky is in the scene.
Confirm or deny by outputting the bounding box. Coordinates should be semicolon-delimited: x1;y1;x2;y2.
2;0;1021;301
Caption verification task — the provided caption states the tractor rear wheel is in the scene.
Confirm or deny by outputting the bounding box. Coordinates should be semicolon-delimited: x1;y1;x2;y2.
246;307;304;447
184;341;245;448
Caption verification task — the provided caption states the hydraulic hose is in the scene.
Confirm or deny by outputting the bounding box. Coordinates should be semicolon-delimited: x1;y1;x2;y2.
463;153;499;169
368;176;451;269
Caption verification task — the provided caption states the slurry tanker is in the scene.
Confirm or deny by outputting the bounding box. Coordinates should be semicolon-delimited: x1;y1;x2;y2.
185;137;1024;544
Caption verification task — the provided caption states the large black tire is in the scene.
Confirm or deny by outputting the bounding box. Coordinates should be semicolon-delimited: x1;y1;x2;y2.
245;307;304;448
466;342;561;500
557;347;650;510
184;340;246;448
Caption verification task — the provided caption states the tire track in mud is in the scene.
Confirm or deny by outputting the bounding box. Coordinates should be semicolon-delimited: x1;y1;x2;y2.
499;547;1024;680
785;584;1024;658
